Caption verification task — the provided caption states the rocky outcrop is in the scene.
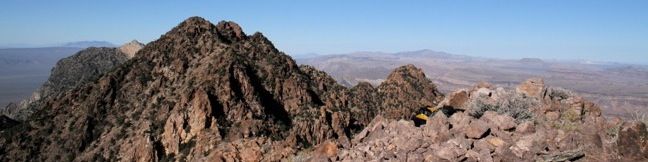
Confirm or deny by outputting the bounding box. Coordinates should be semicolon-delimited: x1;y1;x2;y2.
118;40;145;58
338;79;646;161
376;64;444;120
516;77;545;98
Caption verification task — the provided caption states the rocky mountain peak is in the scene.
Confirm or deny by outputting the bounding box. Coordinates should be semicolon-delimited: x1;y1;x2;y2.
0;17;353;161
383;64;428;84
159;17;248;46
376;64;444;120
215;20;246;41
118;40;144;58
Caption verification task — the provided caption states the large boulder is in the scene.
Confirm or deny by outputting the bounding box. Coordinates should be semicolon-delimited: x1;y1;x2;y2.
465;119;490;139
516;78;545;98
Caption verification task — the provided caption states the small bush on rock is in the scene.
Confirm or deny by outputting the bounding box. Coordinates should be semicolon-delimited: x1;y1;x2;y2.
468;91;536;122
630;110;648;131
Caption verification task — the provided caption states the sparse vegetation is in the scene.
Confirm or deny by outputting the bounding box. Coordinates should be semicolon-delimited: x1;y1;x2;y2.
547;87;573;101
551;120;580;132
630;110;648;131
606;123;622;141
468;93;536;122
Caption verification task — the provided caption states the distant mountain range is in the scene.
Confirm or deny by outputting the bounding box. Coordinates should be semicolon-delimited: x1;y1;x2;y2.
61;41;116;48
0;40;116;49
0;47;83;108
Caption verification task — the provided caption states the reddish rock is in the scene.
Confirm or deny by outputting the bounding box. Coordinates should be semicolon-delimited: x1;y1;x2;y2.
509;135;536;158
516;78;545;98
515;121;535;134
449;112;472;137
473;139;495;153
310;140;338;161
423;113;451;143
481;111;516;131
545;111;560;120
617;121;648;161
377;64;444;120
438;89;470;111
465;120;490;139
435;142;466;161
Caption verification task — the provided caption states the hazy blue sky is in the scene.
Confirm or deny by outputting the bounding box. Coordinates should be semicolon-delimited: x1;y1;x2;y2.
1;1;647;64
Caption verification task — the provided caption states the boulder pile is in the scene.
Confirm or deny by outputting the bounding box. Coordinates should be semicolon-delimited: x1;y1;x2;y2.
333;78;648;161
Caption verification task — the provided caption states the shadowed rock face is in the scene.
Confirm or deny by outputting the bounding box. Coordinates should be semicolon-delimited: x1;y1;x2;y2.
0;115;18;130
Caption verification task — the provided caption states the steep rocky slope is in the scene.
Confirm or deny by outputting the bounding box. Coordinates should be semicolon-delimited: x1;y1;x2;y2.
1;42;143;120
0;17;442;161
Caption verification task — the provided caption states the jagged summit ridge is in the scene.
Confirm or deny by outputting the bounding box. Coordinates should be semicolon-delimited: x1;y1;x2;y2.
0;16;355;161
160;16;248;45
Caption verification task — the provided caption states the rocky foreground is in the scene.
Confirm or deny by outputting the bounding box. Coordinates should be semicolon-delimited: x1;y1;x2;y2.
331;80;648;161
0;17;646;162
